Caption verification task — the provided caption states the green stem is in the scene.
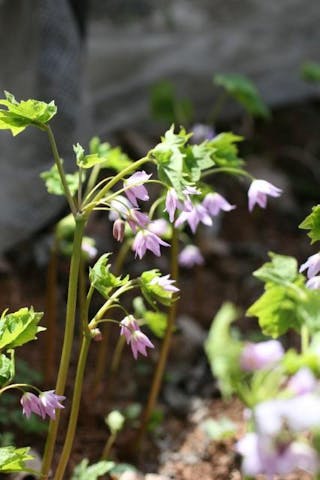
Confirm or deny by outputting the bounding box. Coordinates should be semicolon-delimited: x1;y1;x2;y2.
136;227;179;447
53;334;91;480
201;166;254;180
110;335;126;374
301;324;309;354
101;432;116;460
45;125;77;216
41;216;86;478
208;90;228;124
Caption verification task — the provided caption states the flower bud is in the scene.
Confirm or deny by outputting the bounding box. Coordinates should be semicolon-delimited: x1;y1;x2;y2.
113;219;125;242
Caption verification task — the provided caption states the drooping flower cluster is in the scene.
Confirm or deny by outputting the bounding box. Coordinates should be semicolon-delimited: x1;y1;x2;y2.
21;390;65;420
300;252;320;290
120;315;154;360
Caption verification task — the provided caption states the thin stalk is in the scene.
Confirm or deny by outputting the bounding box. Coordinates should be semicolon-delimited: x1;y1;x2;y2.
45;125;77;216
41;216;86;478
301;325;309;354
110;335;126;374
43;236;59;387
53;334;91;480
101;432;116;460
136;227;179;448
208;90;228;124
201;166;254;180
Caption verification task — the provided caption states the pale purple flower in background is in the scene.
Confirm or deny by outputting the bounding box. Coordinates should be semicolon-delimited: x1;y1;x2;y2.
132;230;170;259
165;188;182;222
127;209;149;233
175;204;212;233
150;274;179;293
202;192;236;217
191;123;216;144
109;195;132;221
81;241;98;259
148;219;169;236
236;432;318;478
129;330;154;360
123;171;151;207
240;340;284;372
300;253;320;279
178;245;204;267
287;368;317;396
39;390;65;420
306;276;320;290
113;218;125;242
21;392;43;419
248;179;282;212
120;315;140;344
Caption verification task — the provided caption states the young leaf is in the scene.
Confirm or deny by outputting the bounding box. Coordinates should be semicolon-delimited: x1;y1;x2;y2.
40;163;79;196
71;459;115;480
207;132;244;168
0;446;33;473
301;61;320;83
0;308;44;350
213;73;270;118
0;353;14;388
143;310;168;338
253;252;299;285
89;137;133;172
89;254;129;298
299;205;320;244
0;91;57;135
139;270;177;307
73;143;104;169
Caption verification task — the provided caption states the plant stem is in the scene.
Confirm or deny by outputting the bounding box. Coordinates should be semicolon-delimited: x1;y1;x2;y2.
41;216;86;478
136;227;179;448
101;432;116;460
208;90;228;124
45;125;77;216
53;334;91;480
201;166;254;180
301;324;309;354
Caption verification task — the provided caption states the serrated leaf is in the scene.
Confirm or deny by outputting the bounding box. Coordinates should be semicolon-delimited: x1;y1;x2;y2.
71;459;115;480
0;92;57;135
0;307;44;350
40;163;79;196
207;132;244;168
204;302;242;397
253;252;299;285
0;352;14;388
299;205;320;244
139;270;177;308
143;310;168;338
74;143;104;169
184;143;215;182
213;73;270;118
301;62;320;83
247;285;301;338
0;446;33;473
89;254;129;298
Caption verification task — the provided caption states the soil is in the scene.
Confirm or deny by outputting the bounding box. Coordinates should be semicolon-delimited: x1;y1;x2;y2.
1;99;320;479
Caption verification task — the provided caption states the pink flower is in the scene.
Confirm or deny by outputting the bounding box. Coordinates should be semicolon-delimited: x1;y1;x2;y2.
164;189;181;222
120;315;140;344
300;253;320;279
175;204;212;233
148;219;169;236
113;218;125;242
127;209;150;233
21;392;43;419
248;179;282;211
129;330;154;360
39;390;65;420
202;192;235;216
240;340;284;371
132;230;170;259
178;245;204;267
123;171;151;207
287;368;317;396
150;274;179;293
306;276;320;290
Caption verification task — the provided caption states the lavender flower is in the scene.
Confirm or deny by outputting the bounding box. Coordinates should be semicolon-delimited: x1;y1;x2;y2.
300;253;320;279
132;230;170;259
178;245;204;267
21;392;43;419
248;179;282;211
148;219;169;236
129;330;155;359
150;274;179;293
123;171;151;207
202;192;235;216
240;340;284;372
175;204;212;233
126;209;149;233
120;315;140;344
287;368;317;396
191;123;216;143
165;188;181;222
113;218;125;242
306;276;320;290
39;390;65;420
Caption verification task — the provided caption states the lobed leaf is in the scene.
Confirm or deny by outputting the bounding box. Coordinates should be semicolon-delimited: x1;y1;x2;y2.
253;252;299;285
299;205;320;244
40;163;79;196
71;459;115;480
0;308;44;350
89;254;129;298
0;446;33;473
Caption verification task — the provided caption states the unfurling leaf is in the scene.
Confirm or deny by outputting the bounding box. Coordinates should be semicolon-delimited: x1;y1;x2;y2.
0;308;44;350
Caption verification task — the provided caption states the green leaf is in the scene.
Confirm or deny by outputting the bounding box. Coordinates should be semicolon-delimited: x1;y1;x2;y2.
299;205;320;244
204;302;242;397
143;310;168;338
40;163;79;196
71;459;115;480
139;270;178;308
89;254;129;298
89;137;133;172
0;307;44;350
0;446;33;473
200;417;237;441
0;91;57;135
213;73;270;118
301;62;320;83
253;252;299;285
283;348;320;375
207;132;244;168
0;352;14;388
73;143;104;169
105;410;125;434
184;142;215;182
247;285;301;338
